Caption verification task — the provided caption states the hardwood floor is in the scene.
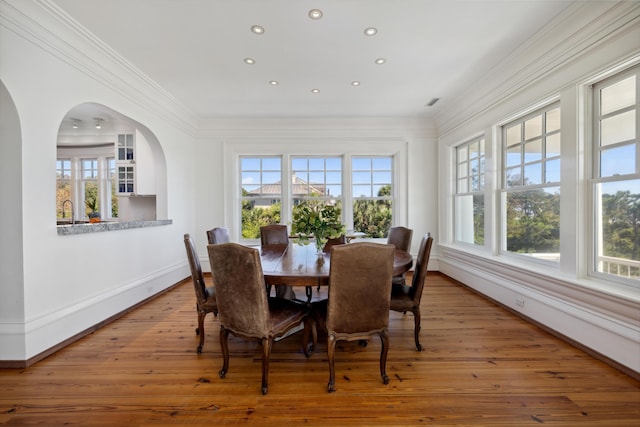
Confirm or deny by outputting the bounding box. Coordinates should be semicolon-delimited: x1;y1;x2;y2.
1;273;638;426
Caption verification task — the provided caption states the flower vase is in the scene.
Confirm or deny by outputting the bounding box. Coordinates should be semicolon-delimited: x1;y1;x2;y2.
314;235;327;255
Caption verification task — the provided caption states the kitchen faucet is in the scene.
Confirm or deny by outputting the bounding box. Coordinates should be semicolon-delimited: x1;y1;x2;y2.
62;199;74;225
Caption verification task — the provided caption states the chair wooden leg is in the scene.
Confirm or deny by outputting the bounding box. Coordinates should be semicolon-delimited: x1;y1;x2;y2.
219;327;230;379
413;307;422;351
302;318;312;357
379;329;390;385
196;311;205;353
261;337;272;395
327;334;337;393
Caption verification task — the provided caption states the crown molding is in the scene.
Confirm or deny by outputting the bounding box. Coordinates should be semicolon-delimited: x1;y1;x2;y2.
436;1;640;138
1;0;199;135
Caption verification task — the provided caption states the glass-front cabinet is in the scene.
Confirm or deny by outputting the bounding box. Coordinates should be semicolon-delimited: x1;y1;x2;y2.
117;133;136;195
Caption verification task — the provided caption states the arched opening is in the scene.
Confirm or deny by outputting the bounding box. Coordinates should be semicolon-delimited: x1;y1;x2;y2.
56;103;167;225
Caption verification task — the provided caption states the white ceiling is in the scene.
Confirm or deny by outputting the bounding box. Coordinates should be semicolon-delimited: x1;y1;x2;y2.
52;0;575;121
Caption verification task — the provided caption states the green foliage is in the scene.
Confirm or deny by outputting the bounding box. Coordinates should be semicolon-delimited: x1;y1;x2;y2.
291;201;346;249
242;201;281;239
352;184;393;238
602;190;640;261
506;189;560;253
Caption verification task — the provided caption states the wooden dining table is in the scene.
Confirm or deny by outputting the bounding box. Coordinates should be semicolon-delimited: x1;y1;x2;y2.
259;241;413;289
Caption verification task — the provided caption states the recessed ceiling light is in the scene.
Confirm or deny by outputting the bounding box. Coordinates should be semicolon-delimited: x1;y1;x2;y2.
311;88;320;93
244;58;255;65
375;58;387;65
364;27;377;36
269;80;279;85
351;81;360;86
426;98;440;107
251;25;265;35
308;9;323;19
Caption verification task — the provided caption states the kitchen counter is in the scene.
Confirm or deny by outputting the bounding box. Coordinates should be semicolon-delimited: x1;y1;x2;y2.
57;219;172;235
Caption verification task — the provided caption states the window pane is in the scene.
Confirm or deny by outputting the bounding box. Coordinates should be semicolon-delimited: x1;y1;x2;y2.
458;146;468;162
524;139;542;163
352;158;370;170
546;108;561;132
505;187;560;260
545;158;561;183
600;144;635;177
352;171;370;184
458;162;468;178
601;76;635;115
375;171;392;184
458;178;468;193
291;157;307;170
352;185;371;197
353;199;392;238
546;133;561;158
524;115;542;140
505;167;521;187
596;179;640;280
373;157;392;169
524;162;542;185
262;157;281;170
455;194;484;245
601;110;635;146
506;145;521;167
506;124;521;145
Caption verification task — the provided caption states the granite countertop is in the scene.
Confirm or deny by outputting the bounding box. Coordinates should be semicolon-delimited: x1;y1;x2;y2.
57;219;172;235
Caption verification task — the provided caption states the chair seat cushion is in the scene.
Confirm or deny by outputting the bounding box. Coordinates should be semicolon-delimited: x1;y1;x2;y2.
268;298;309;336
390;283;415;311
200;286;217;310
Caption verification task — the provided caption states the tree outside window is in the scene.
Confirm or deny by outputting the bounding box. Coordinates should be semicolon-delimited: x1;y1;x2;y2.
241;157;282;239
502;103;561;260
352;156;393;238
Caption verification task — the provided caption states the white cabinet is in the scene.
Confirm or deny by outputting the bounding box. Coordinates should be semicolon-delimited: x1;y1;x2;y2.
115;132;155;195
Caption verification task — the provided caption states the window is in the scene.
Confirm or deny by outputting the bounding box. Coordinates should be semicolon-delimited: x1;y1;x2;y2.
241;157;282;239
56;159;71;219
291;156;342;208
455;137;485;245
352;156;393;238
501;103;561;260
593;64;640;281
81;158;99;217
107;158;118;218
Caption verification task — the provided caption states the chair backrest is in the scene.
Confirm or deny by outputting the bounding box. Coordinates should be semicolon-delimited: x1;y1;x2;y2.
207;227;230;245
409;233;434;303
260;224;289;245
327;242;395;334
207;243;270;338
183;233;208;305
387;226;413;252
322;235;346;253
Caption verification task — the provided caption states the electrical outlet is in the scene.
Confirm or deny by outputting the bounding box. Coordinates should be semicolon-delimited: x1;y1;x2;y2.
516;297;525;307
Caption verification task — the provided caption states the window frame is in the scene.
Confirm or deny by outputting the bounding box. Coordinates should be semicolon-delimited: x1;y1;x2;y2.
500;101;562;262
226;139;407;244
590;64;640;285
454;136;486;246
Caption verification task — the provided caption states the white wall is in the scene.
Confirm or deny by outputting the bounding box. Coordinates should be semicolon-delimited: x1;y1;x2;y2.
436;2;640;373
0;1;198;361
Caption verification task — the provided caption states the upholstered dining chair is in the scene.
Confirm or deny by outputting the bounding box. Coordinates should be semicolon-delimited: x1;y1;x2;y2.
390;232;433;351
207;242;311;395
322;242;395;392
260;224;296;299
206;226;230;245
183;233;218;354
322;235;346;252
260;224;289;245
387;226;413;286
